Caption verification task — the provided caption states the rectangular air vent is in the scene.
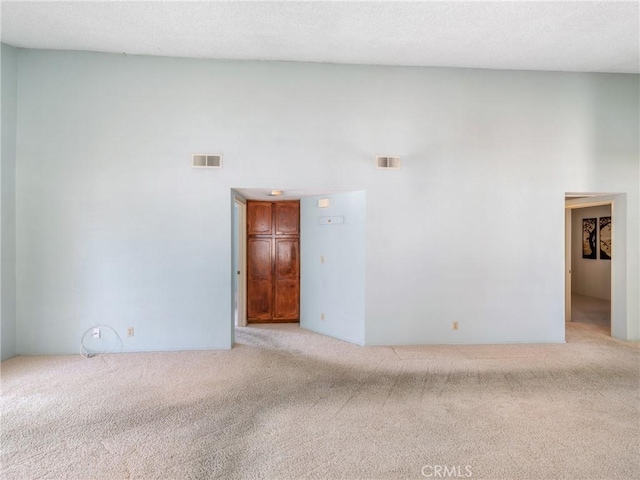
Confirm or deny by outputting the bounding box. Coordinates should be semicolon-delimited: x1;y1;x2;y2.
192;154;222;168
376;156;401;169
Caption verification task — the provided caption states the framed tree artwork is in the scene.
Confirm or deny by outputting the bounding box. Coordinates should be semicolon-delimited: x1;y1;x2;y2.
599;216;611;260
582;218;597;259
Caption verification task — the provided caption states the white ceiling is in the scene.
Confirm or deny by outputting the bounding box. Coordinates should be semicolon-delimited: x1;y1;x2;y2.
1;1;638;74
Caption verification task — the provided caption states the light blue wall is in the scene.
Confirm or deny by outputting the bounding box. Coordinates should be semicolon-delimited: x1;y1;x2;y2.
12;49;640;353
300;192;366;345
1;44;18;361
362;73;639;345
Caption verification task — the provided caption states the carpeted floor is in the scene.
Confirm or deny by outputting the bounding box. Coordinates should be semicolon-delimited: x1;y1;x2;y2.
571;293;610;334
1;313;639;479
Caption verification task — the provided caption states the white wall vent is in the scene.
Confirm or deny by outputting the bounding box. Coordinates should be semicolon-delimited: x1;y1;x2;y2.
192;154;222;168
375;156;401;169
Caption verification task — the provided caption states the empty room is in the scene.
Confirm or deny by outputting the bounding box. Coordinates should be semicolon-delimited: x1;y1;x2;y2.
1;2;639;479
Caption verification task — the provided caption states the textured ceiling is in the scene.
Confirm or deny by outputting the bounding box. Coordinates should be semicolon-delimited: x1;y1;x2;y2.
1;1;638;73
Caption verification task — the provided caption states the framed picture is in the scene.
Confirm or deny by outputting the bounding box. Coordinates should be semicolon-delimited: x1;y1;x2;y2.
582;218;597;259
599;216;611;260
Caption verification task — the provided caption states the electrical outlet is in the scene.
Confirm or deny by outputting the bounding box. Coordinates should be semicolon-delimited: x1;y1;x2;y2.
127;327;134;337
320;255;325;264
452;321;459;331
321;313;325;321
93;327;100;338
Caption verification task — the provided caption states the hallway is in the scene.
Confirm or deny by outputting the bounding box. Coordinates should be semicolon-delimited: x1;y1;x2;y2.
571;293;610;335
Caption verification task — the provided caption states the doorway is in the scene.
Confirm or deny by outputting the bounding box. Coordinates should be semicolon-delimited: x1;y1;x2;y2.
565;194;624;339
231;188;367;346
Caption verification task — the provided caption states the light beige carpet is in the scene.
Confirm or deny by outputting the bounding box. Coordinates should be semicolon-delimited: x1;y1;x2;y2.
1;321;639;480
571;293;610;333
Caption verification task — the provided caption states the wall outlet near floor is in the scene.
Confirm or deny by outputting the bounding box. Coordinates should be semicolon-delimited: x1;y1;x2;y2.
452;321;459;331
93;327;100;338
127;327;134;337
321;313;325;321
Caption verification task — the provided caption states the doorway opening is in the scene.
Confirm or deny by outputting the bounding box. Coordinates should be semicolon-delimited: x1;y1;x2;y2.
231;188;367;347
565;193;624;340
230;188;323;343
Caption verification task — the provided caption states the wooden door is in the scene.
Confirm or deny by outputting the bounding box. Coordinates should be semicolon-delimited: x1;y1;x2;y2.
247;201;300;323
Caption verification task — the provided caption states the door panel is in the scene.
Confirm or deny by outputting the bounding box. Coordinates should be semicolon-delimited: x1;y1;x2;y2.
248;202;273;235
274;279;300;320
275;202;300;235
247;279;272;321
275;239;299;277
248;238;272;277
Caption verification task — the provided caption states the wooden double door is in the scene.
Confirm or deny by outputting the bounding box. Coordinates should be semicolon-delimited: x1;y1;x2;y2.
247;201;300;323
